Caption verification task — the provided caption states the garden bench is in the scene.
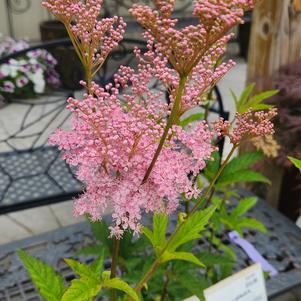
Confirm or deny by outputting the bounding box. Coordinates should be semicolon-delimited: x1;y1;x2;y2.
0;190;300;300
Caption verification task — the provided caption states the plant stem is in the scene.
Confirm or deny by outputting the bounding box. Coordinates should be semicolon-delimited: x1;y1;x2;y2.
141;76;188;184
190;145;237;215
184;198;190;215
85;64;93;94
128;145;238;300
160;273;170;301
110;238;120;301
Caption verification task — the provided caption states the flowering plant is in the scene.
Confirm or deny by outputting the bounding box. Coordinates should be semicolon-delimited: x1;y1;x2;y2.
18;1;278;300
0;35;60;101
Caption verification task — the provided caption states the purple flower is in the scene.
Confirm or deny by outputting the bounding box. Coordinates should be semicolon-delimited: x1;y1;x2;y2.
16;76;29;88
1;81;15;93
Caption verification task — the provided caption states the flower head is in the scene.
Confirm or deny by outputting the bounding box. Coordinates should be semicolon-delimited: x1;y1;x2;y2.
130;0;254;75
214;108;277;145
42;0;126;71
49;81;215;235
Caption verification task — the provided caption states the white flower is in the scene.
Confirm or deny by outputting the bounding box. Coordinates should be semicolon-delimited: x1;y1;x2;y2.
0;64;11;76
28;70;45;93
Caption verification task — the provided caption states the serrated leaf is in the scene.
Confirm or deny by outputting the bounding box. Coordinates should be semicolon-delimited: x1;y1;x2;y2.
142;213;168;253
250;103;274;111
102;271;111;281
219;243;237;261
90;252;104;275
237;83;255;113
153;213;168;247
288;156;301;172
220;262;235;280
230;89;239;106
180;112;205;128
178;273;208;301
218;170;270;187
161;251;205;268
168;206;216;251
103;278;139;301
17;249;65;301
142;227;154;246
236;86;278;114
231;197;258;218
65;258;98;280
219;152;263;179
61;277;101;301
248;90;278;105
198;252;235;266
237;217;267;233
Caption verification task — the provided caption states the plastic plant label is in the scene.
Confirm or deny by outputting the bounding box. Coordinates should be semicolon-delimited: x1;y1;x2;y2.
204;264;268;301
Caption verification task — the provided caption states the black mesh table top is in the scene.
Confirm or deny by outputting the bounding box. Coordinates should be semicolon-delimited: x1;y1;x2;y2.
0;147;83;213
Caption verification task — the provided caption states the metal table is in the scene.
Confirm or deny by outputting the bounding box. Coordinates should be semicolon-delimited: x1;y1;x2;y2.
0;190;300;300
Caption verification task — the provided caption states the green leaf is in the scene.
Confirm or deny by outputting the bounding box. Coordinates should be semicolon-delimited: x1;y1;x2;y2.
168;206;216;251
288;156;301;172
236;83;255;113
142;213;168;253
237;217;267;233
153;213;168;247
230;89;239;106
65;258;98;280
161;251;205;268
248;90;278;105
17;249;65;301
235;85;278;114
61;277;101;301
250;103;274;111
90;253;104;275
142;227;154;246
231;197;258;218
198;252;235;267
180;112;205;128
102;271;111;281
178;273;208;301
103;278;139;301
219;152;263;179
218;170;270;187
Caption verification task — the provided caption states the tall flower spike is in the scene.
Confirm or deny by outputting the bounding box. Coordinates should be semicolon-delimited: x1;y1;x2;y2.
49;80;215;236
130;0;254;75
42;0;126;79
47;0;257;237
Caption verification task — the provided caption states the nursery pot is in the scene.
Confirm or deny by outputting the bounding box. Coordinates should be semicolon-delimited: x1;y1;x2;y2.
40;20;84;90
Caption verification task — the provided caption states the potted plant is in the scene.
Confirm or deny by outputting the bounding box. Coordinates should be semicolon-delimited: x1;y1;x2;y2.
18;1;278;300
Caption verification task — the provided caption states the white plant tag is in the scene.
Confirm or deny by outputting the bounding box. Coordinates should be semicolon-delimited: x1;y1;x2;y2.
204;264;268;301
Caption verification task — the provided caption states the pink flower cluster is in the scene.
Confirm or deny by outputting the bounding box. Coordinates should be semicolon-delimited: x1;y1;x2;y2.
130;0;254;76
46;0;261;237
42;0;126;69
214;109;277;144
49;81;214;237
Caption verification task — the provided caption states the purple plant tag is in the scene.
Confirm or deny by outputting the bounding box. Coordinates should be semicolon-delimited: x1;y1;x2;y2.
229;231;278;277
